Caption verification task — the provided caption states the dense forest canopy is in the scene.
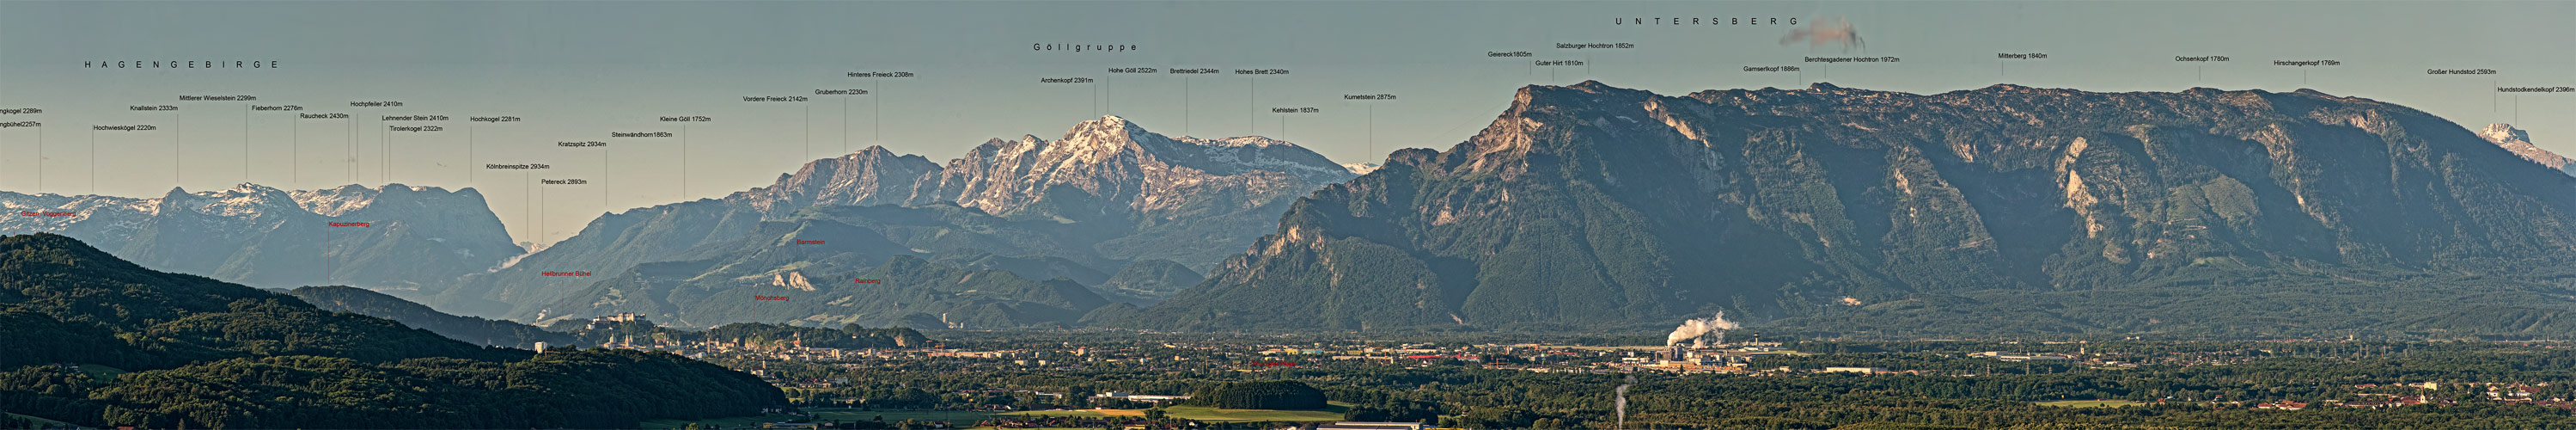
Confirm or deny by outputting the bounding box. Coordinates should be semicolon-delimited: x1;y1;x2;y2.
1181;380;1329;410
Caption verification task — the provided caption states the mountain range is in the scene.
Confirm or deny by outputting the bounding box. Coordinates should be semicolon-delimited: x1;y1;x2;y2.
7;82;2573;339
2481;123;2576;177
0;183;522;292
528;206;1113;329
1111;82;2576;336
419;116;1355;326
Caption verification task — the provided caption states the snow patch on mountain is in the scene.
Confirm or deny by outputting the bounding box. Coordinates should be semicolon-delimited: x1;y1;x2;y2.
1171;135;1353;182
0;182;521;290
2479;124;2574;176
290;183;443;216
1193;136;1297;148
2481;123;2534;144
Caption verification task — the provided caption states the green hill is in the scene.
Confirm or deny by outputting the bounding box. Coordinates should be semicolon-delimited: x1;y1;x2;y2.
0;233;784;428
288;285;578;348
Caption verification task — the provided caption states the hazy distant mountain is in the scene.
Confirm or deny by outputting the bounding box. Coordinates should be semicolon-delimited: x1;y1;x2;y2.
0;183;522;291
530;208;1113;329
523;204;1230;328
928;249;1114;286
426;117;1353;321
1115;82;2576;335
1094;259;1206;304
2479;123;2576;177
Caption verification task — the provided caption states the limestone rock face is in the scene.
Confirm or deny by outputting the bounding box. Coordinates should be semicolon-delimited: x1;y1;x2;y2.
1121;82;2576;331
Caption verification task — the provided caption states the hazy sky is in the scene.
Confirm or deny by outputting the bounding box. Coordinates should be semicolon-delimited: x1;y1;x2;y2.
2;0;2569;245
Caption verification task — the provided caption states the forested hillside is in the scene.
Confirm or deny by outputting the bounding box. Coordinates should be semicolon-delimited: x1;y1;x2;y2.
288;286;578;348
0;233;784;428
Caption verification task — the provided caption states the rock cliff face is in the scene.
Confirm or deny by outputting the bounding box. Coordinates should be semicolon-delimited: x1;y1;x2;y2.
2479;124;2575;177
429;116;1353;320
919;116;1345;224
0;183;522;290
1119;82;2576;331
736;146;946;218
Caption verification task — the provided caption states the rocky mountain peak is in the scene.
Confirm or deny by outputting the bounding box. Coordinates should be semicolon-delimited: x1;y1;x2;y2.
1;181;520;291
732;147;943;217
161;183;300;218
927;116;1356;218
1122;81;2576;332
855;144;900;157
2482;123;2534;144
2476;123;2573;175
286;183;481;218
1046;115;1156;159
1082;114;1138;133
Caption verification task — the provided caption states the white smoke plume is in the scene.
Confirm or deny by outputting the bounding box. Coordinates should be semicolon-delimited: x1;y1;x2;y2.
1779;17;1865;51
1666;312;1741;348
1615;374;1635;430
488;241;548;272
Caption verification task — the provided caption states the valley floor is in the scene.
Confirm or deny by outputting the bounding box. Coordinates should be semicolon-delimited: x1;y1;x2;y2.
647;332;2576;429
